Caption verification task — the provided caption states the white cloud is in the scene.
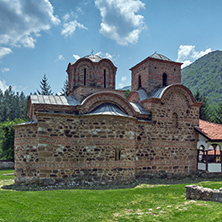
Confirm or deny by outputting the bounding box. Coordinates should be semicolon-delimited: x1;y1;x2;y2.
0;0;60;49
61;20;88;37
0;47;12;58
121;76;127;82
56;55;65;61
73;54;81;60
95;0;145;45
63;13;70;22
0;79;8;92
1;67;10;72
177;45;212;68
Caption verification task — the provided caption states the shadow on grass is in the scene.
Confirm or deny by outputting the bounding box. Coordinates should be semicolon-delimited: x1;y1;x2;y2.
2;176;222;192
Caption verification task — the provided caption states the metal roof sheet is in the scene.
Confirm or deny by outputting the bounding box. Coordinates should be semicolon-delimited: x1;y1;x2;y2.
149;52;172;61
30;95;80;106
137;89;148;101
130;102;150;115
150;87;167;98
87;103;129;116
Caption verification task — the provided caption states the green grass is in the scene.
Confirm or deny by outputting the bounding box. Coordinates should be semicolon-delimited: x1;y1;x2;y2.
1;170;222;221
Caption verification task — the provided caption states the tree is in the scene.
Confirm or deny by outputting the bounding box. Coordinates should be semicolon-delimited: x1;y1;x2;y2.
194;89;210;121
0;119;25;161
213;102;222;124
61;77;69;96
37;74;53;95
125;89;131;99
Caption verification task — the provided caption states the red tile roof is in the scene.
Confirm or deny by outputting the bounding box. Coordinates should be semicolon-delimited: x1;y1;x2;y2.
195;120;222;141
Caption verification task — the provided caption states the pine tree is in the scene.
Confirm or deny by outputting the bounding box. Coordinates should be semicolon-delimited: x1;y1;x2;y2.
194;89;210;121
61;77;69;96
37;74;53;95
213;102;222;124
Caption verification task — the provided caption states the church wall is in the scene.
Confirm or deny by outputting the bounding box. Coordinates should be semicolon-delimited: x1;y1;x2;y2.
131;59;181;95
136;92;199;178
14;124;39;184
71;86;126;103
26;113;137;185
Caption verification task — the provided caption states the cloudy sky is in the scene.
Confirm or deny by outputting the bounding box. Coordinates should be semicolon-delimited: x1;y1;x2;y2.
0;0;221;94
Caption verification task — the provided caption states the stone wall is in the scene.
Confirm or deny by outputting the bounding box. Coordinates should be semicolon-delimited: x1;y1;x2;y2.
14;123;39;184
0;160;14;169
186;185;222;203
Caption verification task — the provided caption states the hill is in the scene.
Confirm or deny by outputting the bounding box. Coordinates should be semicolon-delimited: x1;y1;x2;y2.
182;50;222;104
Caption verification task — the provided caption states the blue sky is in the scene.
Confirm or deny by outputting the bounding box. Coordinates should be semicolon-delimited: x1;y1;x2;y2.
0;0;221;95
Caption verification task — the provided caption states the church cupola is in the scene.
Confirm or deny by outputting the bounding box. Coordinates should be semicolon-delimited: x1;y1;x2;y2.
66;54;117;93
130;52;182;95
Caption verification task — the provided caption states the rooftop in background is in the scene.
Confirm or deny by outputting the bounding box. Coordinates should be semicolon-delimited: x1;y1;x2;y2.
195;120;222;141
29;95;80;106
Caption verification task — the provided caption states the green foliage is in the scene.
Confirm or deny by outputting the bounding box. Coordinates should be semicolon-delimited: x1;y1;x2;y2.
37;74;53;95
193;89;210;121
213;102;222;124
0;86;28;122
125;89;131;99
182;50;222;104
61;77;69;96
0;119;26;160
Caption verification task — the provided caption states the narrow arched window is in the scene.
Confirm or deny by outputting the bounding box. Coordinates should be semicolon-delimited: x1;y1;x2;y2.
115;149;121;161
84;68;86;86
163;73;168;86
138;75;142;89
104;69;106;88
172;112;178;128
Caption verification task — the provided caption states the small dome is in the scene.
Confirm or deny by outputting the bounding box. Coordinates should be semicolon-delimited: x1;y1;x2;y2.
84;54;102;62
149;52;171;61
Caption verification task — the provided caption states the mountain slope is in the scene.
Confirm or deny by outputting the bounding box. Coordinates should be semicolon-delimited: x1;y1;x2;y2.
182;50;222;103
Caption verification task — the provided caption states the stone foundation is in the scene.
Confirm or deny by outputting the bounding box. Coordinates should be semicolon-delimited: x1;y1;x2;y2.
0;160;14;169
186;185;222;203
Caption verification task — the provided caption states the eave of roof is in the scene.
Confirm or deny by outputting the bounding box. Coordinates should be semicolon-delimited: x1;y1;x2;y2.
194;119;222;142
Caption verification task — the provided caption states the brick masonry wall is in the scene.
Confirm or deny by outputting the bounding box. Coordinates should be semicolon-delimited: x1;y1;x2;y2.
136;89;199;178
15;113;137;185
131;59;181;95
67;59;116;92
70;86;126;103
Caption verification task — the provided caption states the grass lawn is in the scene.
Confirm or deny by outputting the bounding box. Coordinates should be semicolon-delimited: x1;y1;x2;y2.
0;169;222;221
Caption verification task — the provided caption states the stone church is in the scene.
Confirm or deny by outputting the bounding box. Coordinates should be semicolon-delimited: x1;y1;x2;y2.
14;52;222;185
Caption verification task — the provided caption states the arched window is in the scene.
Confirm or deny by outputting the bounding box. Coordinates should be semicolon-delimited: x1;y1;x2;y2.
172;112;178;128
163;73;168;86
138;75;142;89
84;68;86;86
104;69;106;88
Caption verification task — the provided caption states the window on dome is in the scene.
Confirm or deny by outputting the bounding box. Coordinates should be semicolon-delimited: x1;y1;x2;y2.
163;73;168;86
138;75;142;89
84;68;86;86
104;69;106;88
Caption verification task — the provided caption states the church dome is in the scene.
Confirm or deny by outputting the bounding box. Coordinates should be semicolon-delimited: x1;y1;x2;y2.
149;52;171;61
84;54;102;62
